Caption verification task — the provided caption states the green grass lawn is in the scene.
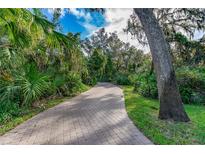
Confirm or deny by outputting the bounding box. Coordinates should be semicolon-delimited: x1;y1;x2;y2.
123;86;205;145
0;85;90;136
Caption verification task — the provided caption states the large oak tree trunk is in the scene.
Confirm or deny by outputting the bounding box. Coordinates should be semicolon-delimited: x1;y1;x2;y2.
134;8;190;122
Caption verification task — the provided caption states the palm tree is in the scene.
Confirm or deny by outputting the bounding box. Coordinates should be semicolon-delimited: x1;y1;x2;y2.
0;8;87;107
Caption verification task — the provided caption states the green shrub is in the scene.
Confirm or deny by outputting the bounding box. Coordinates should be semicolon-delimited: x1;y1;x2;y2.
0;63;50;109
51;73;66;95
17;63;50;106
114;73;130;85
176;66;205;105
65;72;83;94
85;76;97;86
81;68;90;84
51;72;85;96
0;100;19;123
0;79;21;122
81;70;97;86
133;73;158;99
0;79;17;123
51;71;90;96
131;66;205;105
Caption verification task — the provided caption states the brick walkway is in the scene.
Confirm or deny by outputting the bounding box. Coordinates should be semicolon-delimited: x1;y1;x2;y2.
0;83;153;145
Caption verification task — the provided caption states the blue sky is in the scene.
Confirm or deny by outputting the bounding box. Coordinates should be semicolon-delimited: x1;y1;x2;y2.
41;9;141;48
42;9;107;39
40;8;204;52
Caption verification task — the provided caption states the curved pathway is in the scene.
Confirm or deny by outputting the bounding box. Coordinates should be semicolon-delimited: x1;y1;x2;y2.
0;83;152;145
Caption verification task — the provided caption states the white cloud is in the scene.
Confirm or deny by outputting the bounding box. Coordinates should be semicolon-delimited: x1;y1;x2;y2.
194;30;205;40
69;8;92;22
103;8;149;52
69;8;101;36
47;8;67;18
47;8;54;14
104;9;134;44
81;22;100;36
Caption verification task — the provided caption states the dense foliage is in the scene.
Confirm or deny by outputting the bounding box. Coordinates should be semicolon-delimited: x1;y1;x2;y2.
82;9;205;106
176;66;205;105
131;66;205;105
0;9;89;123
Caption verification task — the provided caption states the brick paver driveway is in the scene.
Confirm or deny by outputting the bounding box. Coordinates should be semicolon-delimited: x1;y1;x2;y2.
0;83;152;145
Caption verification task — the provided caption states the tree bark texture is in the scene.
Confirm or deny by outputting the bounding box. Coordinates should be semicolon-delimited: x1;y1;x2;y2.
134;8;190;122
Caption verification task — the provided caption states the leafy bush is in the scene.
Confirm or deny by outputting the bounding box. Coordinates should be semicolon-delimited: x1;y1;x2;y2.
84;76;97;86
17;64;50;106
132;73;158;99
131;66;205;105
51;73;66;95
81;68;90;84
114;73;130;85
0;63;50;107
0;79;21;103
51;72;85;96
65;72;83;94
0;80;21;123
80;68;97;86
176;66;205;105
0;101;21;123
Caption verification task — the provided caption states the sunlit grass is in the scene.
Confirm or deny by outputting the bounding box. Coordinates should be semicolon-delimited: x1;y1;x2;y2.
123;86;205;144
